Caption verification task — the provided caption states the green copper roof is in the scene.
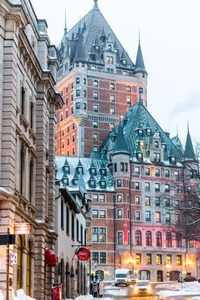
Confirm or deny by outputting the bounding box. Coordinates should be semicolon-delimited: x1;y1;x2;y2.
184;129;196;160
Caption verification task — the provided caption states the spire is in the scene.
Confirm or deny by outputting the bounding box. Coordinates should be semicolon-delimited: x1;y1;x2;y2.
135;35;146;73
73;28;86;63
113;124;129;156
184;125;196;160
93;0;99;9
64;9;67;35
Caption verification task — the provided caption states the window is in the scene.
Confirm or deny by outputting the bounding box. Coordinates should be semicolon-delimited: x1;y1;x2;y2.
92;252;106;264
110;83;115;90
155;197;160;206
154;153;161;162
76;77;80;84
93;133;98;141
145;211;151;222
93;92;99;100
135;211;141;221
156;254;162;265
135;182;140;190
120;162;128;172
136;253;141;265
126;97;131;105
126;86;131;92
146;254;152;264
156;232;162;247
155;169;160;177
92;194;98;202
135;197;140;205
176;234;182;247
145;196;150;206
145;168;150;175
155;212;161;222
166;232;172;247
116;209;122;219
116;194;122;202
134;166;140;175
116;180;122;187
84;90;86;97
155;141;159;148
155;183;160;192
93;80;98;87
165;184;170;192
99;210;106;218
165;198;171;207
100;252;106;264
20;87;26;115
135;231;142;246
165;169;170;177
110;95;115;102
92;227;106;243
145;182;150;191
117;232;123;245
174;186;180;193
106;56;113;64
174;170;180;178
110;107;115;115
188;239;194;248
99;194;106;202
76;89;80;97
93;121;98;128
166;212;171;223
92;210;98;218
166;254;172;265
146;231;152;246
75;102;80;109
93;104;99;112
176;255;182;265
175;199;180;207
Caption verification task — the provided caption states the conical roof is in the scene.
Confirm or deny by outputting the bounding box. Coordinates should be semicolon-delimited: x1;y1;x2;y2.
134;40;147;73
113;123;129;156
184;129;196;160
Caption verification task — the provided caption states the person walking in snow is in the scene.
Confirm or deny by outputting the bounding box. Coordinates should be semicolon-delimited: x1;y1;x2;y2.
98;280;104;298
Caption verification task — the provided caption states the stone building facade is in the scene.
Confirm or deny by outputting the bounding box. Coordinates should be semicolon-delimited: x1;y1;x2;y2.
55;0;200;284
0;1;62;299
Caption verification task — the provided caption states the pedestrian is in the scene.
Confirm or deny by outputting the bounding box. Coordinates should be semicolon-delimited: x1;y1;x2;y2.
98;280;104;298
92;282;98;298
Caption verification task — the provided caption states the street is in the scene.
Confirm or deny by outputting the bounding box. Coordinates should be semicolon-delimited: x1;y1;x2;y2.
103;282;200;300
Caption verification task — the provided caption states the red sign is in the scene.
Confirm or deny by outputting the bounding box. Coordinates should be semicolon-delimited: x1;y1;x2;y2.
14;223;30;235
51;285;61;300
76;247;91;261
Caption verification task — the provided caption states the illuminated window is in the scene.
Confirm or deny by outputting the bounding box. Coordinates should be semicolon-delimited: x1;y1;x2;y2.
156;254;162;265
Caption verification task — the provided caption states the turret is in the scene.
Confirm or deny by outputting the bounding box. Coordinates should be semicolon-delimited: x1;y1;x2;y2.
134;36;148;107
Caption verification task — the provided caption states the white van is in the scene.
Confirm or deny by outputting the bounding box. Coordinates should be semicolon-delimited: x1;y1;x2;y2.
114;268;130;286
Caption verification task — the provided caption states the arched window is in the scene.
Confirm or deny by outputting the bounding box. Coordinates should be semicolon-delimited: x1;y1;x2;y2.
17;236;23;289
166;232;172;247
26;240;32;295
135;230;142;246
146;231;152;246
156;231;162;247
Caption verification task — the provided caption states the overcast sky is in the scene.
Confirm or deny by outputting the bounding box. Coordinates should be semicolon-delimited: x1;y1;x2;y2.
31;0;200;149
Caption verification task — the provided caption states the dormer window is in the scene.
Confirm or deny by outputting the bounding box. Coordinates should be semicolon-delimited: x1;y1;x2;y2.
162;144;167;151
137;152;143;161
72;179;78;185
121;59;127;65
138;129;143;136
106;56;113;64
89;179;96;188
100;181;106;189
63;166;70;173
62;178;69;185
90;168;97;175
170;156;176;164
153;153;161;162
146;128;151;136
108;44;112;51
155;141;159;148
77;167;83;175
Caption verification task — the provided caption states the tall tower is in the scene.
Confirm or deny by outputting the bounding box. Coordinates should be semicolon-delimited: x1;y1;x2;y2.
55;0;147;157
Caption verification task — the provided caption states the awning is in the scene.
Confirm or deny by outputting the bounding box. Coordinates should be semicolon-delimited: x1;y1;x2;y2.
45;248;57;266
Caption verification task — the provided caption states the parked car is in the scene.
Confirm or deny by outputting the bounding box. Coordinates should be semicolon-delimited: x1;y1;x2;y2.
133;280;152;296
184;275;197;282
127;274;137;285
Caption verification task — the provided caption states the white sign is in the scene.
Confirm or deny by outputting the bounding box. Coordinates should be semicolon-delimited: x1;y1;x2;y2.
10;252;17;265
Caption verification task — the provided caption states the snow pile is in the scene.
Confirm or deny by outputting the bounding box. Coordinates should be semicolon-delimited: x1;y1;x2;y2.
12;289;36;300
156;282;200;298
0;291;4;300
